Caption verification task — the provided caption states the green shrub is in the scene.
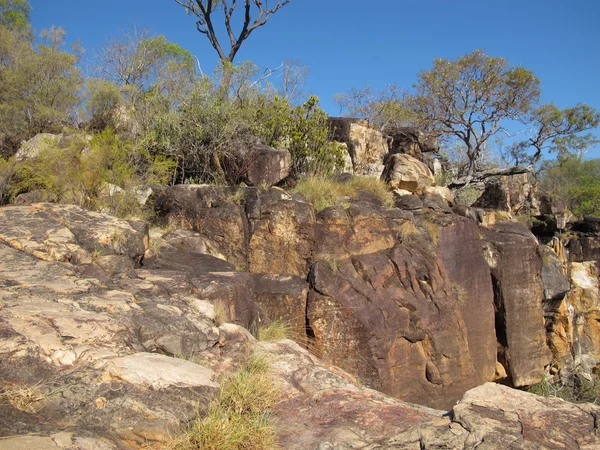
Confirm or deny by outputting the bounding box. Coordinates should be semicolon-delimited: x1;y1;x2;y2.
528;373;600;404
0;156;15;205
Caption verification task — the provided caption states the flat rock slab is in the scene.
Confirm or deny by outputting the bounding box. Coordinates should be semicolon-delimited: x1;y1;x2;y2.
106;352;219;390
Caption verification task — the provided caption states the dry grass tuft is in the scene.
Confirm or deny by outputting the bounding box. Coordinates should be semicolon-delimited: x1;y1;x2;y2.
0;382;53;414
257;320;291;342
169;353;281;450
293;175;393;211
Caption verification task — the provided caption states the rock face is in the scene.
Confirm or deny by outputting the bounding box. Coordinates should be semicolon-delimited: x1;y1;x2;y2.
473;173;539;215
329;117;388;175
246;145;291;187
381;153;435;194
386;126;439;158
483;222;552;386
2;195;600;448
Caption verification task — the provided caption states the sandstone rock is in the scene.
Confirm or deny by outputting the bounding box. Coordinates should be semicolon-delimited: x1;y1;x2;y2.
312;203;401;263
453;382;600;449
254;274;309;343
246;145;291;186
394;193;423;210
381;153;435;194
540;245;570;302
423;185;454;204
473;173;539;215
567;234;600;262
106;353;219;391
15;133;61;161
150;184;249;270
0;203;146;268
329;117;388;174
386;126;439;158
483;222;551;386
247;188;315;277
309;241;478;410
437;216;498;383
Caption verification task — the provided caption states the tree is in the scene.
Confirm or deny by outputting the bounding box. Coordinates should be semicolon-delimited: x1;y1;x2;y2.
173;0;291;87
411;50;540;180
0;0;30;33
0;23;82;155
94;29;197;131
410;50;600;184
334;84;415;131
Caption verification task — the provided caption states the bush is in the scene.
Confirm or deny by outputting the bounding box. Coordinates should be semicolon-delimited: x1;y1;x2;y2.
528;373;600;404
293;175;393;211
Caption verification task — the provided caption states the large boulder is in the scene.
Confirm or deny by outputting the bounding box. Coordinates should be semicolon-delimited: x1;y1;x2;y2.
473;173;539;215
329;117;388;175
483;222;552;386
246;145;291;187
381;153;435;194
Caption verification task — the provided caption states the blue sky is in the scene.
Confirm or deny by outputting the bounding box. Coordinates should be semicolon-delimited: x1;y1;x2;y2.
30;0;600;157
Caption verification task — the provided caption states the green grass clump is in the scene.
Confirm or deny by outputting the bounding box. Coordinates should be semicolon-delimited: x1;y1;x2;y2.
170;353;280;450
257;320;291;342
293;175;393;211
528;374;600;404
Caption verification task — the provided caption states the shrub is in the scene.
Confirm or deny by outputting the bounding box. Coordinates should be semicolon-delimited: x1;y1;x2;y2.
528;373;600;404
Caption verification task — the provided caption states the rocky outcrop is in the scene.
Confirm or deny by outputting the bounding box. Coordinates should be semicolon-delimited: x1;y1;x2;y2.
483;222;552;386
386;126;439;158
381;153;435;194
473;173;540;215
329;117;388;175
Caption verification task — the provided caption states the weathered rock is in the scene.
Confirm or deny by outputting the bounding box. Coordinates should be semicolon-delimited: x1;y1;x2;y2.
246;145;291;187
312;203;405;263
381;153;435;194
329;117;388;175
540;245;570;302
0;203;146;268
422;185;454;205
394;193;423;210
386;127;439;158
14;133;61;161
473;173;539;215
254;274;309;344
453;382;600;449
567;234;600;262
105;353;219;390
483;222;551;386
150;184;249;270
247;188;315;277
309;241;478;410
437;216;498;383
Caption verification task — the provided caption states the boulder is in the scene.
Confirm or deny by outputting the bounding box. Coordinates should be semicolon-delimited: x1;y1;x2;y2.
380;153;435;194
14;133;61;161
329;117;388;175
246;145;291;187
453;382;600;449
422;185;454;205
394;193;423;211
386;126;439;158
473;173;539;215
483;222;552;386
0;203;146;270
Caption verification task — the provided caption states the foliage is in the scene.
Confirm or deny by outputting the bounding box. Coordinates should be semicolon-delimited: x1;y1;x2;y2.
541;156;600;216
0;23;82;156
170;353;280;450
0;156;15;205
293;175;393;211
410;50;540;178
0;0;30;33
334;84;416;131
528;373;600;404
10;130;173;215
85;78;123;131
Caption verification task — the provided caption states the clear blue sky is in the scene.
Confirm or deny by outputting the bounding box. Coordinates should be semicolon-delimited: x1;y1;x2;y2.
30;0;600;157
